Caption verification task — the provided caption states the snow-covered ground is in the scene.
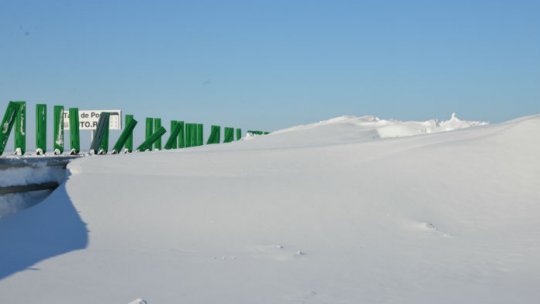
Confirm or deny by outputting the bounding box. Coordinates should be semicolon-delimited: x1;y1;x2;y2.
1;114;539;303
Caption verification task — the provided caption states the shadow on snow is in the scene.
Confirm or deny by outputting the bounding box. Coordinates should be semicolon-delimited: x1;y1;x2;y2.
0;184;88;280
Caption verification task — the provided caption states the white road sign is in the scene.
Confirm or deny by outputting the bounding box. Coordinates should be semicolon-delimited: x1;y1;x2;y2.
64;110;122;130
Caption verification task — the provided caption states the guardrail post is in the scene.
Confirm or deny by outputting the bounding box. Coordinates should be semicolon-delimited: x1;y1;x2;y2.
36;104;47;155
154;118;162;150
145;118;154;151
236;128;242;141
53;105;64;154
207;125;221;144
224;127;234;143
137;126;166;152
89;112;110;154
14;101;26;155
0;101;20;156
112;115;137;153
69;108;80;154
177;121;185;148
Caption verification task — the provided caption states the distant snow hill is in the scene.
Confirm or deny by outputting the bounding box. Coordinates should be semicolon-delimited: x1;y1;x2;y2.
1;114;539;304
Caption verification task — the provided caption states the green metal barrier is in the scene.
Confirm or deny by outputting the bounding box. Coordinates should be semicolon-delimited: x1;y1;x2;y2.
0;101;20;156
99;113;110;153
53;105;64;154
166;121;178;149
112;115;137;154
224;127;234;143
193;124;198;146
236;128;242;141
177;121;185;148
184;123;193;148
154;118;162;150
164;121;183;150
197;124;203;146
36;104;47;154
14;101;26;155
124;114;135;152
1;101;267;156
137;126;166;152
89;112;110;154
69;108;80;154
145;118;154;151
207;125;221;144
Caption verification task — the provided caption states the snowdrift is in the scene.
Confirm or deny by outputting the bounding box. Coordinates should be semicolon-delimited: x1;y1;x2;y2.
1;114;539;304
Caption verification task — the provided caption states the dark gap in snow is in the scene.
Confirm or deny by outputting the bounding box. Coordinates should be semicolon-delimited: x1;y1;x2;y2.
0;157;74;218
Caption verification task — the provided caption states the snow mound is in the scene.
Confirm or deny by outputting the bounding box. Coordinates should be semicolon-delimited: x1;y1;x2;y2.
0;114;539;304
239;113;487;149
275;113;487;139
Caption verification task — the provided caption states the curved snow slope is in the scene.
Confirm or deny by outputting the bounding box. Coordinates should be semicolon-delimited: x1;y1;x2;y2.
243;113;487;149
1;115;539;303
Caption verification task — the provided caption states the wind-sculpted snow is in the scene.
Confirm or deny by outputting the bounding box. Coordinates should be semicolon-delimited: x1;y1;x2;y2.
0;115;539;304
243;113;487;149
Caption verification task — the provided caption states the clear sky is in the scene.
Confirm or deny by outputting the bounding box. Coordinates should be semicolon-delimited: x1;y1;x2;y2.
1;0;539;135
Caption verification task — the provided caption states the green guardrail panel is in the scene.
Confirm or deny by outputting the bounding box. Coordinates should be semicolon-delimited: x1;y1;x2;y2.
165;120;178;149
137;126;166;152
207;125;221;144
184;123;192;148
177;121;185;148
196;124;203;146
69;108;80;154
53;105;64;154
0;101;20;156
14;101;26;155
145;118;154;151
89;112;110;154
236;128;242;141
99;113;110;154
112;115;137;154
192;124;198;146
124;114;135;152
165;121;184;150
154;118;162;150
36;104;47;154
224;127;234;143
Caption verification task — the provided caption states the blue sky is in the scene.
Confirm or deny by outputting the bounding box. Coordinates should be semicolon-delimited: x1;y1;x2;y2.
1;0;539;136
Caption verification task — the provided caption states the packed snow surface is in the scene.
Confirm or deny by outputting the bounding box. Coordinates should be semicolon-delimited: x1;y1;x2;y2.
1;114;539;303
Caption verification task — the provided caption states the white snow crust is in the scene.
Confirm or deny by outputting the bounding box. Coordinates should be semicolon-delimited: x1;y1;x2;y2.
0;114;539;303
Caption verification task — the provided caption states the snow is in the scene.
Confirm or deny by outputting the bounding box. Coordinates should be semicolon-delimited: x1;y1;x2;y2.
1;114;539;303
0;167;66;188
0;166;67;218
